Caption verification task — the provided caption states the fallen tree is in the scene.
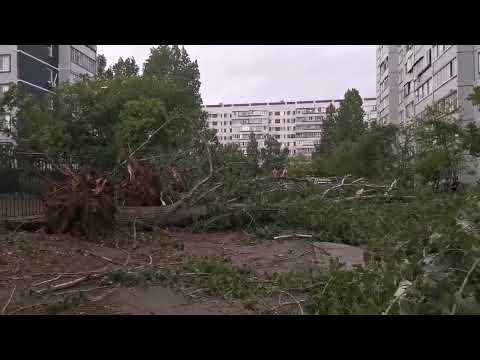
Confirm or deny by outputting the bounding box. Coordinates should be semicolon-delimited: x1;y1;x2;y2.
43;165;116;239
4;142;214;237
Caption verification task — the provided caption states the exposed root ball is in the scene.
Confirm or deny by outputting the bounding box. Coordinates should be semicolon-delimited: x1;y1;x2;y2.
44;167;116;239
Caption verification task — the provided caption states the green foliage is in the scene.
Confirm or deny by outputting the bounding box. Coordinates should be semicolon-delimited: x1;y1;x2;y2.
143;45;202;105
111;57;139;78
246;132;259;177
2;47;206;167
45;292;87;314
468;86;480;107
332;88;366;143
313;103;336;157
463;122;480;157
194;184;480;314
260;134;289;173
96;54;109;80
287;155;314;177
413;109;470;187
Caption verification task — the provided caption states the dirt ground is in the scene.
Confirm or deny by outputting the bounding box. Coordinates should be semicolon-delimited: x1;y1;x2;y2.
0;228;364;315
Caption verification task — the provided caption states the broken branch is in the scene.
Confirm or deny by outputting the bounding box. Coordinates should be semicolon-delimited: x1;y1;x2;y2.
2;285;16;315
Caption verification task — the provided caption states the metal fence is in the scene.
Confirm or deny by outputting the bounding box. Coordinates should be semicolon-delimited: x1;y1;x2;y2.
0;148;118;220
0;150;64;219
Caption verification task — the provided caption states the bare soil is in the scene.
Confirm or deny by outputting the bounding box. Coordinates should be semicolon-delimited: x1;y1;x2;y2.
0;229;364;315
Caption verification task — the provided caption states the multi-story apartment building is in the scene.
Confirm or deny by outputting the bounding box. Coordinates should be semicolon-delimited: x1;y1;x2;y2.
0;45;97;145
203;97;377;157
376;45;480;125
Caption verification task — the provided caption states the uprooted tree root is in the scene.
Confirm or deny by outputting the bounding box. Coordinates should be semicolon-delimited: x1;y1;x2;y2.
44;165;116;239
118;158;185;206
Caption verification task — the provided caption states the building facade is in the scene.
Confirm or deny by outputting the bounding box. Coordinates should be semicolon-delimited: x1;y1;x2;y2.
203;97;377;157
0;45;97;144
376;45;480;125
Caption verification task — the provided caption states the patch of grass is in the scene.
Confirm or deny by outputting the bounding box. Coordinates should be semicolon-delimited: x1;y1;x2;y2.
45;292;87;314
103;270;147;288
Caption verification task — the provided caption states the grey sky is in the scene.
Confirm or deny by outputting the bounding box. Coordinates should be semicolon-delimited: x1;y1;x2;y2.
98;45;376;105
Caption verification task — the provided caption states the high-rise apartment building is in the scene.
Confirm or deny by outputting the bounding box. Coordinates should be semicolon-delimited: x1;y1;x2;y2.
0;45;97;144
203;97;377;157
376;45;480;125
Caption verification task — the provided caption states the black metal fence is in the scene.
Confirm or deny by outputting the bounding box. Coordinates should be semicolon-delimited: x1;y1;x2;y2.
0;149;64;219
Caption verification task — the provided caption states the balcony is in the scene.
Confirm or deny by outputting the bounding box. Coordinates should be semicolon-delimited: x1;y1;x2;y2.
296;124;322;131
296;108;323;115
233;110;269;118
296;116;324;123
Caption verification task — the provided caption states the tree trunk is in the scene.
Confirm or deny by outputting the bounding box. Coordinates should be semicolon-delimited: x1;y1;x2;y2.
4;206;208;231
116;205;207;227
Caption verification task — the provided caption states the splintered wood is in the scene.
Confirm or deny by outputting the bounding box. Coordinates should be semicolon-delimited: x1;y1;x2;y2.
44;165;116;239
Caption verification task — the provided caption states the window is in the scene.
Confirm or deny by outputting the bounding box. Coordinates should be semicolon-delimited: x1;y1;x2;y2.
415;77;432;102
406;55;413;73
274;111;280;116
275;119;280;124
404;81;411;97
71;47;96;73
287;111;290;115
399;110;404;122
47;45;53;57
433;58;457;89
0;54;11;72
426;48;432;67
436;91;458;113
212;121;217;126
380;76;389;93
379;60;388;75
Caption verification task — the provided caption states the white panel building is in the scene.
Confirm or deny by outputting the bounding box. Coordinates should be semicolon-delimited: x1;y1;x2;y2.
376;45;480;125
203;97;377;157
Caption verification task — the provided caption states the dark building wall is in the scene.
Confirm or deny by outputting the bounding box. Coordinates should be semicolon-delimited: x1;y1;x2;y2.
17;45;59;67
17;52;58;91
17;81;49;100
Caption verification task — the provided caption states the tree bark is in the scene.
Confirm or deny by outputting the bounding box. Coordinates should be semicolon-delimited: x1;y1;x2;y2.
4;205;208;231
116;205;207;227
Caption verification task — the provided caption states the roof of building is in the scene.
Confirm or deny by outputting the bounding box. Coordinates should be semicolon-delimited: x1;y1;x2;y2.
203;97;376;109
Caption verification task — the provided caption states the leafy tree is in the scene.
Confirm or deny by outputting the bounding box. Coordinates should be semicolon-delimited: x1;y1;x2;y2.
333;88;366;143
468;86;480;106
413;108;470;190
246;132;259;177
96;54;113;80
463;122;480;156
143;45;202;105
313;103;336;158
96;54;107;77
2;66;206;166
287;155;314;177
260;134;289;173
111;57;139;78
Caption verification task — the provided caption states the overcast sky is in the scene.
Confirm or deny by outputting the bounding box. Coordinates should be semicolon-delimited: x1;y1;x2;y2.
97;45;376;105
